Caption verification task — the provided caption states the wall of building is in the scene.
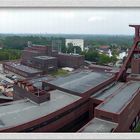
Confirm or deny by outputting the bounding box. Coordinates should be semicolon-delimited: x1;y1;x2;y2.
32;57;58;73
26;45;52;56
57;53;84;69
94;90;140;132
115;90;140;132
3;63;41;78
21;50;44;66
131;58;140;74
0;98;90;132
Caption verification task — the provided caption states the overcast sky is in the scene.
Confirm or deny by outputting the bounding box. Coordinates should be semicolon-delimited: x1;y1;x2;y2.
0;8;140;35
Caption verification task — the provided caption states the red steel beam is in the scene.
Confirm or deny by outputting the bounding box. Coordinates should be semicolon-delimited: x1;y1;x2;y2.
116;25;140;81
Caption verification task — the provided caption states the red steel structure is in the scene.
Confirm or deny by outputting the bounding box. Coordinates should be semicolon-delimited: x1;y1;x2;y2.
116;25;140;81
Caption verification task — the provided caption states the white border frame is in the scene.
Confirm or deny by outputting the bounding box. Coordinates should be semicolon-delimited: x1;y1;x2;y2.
0;0;140;7
1;133;140;139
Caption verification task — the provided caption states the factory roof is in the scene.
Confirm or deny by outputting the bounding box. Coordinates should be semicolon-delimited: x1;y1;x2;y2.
96;81;140;113
79;118;118;132
89;64;113;70
0;90;80;129
34;56;56;60
32;44;46;47
92;82;124;101
5;62;41;74
0;95;13;100
46;70;114;95
58;53;83;57
22;50;39;53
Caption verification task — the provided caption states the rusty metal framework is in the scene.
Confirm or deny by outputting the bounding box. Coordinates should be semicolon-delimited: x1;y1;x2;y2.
116;25;140;81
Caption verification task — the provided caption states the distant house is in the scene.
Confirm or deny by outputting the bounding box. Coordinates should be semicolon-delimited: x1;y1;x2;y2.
117;50;128;60
97;45;112;57
99;45;110;51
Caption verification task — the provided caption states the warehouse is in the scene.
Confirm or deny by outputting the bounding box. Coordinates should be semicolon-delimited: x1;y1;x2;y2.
3;62;42;78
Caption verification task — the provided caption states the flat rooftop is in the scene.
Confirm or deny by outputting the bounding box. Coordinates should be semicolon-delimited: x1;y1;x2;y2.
127;74;140;81
89;64;113;70
58;53;83;57
0;90;80;129
35;56;56;60
79;118;118;132
92;82;124;101
47;70;114;94
5;62;41;74
32;44;46;47
22;50;39;53
96;81;140;113
0;95;13;100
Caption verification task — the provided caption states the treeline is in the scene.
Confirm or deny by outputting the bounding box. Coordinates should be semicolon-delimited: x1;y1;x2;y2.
0;34;133;51
0;49;21;61
84;35;133;51
0;35;65;50
81;51;117;65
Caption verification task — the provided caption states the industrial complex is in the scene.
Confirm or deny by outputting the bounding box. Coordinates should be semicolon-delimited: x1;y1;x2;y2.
3;43;84;77
0;25;139;132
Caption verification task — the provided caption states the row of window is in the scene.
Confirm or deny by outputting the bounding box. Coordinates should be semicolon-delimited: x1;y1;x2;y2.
129;111;140;131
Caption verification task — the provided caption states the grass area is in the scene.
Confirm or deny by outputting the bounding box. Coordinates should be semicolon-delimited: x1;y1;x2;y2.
50;69;69;77
134;123;140;132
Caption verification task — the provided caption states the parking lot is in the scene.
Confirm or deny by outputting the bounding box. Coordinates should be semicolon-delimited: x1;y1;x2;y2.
0;64;25;94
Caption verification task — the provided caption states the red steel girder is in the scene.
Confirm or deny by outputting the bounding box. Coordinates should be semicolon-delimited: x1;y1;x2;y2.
116;25;140;81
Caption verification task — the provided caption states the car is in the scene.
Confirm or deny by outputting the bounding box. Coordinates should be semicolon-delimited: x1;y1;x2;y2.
1;80;10;85
11;75;17;80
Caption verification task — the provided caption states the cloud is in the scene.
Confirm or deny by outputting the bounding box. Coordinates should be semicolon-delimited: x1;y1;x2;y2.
88;16;106;22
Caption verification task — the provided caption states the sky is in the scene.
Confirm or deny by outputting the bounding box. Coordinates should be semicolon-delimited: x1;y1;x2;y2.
0;8;140;35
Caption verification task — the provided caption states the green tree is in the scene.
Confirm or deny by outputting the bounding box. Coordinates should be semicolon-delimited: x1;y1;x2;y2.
98;54;111;65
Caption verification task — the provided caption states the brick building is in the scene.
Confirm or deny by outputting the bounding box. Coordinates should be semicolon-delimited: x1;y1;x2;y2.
3;42;84;77
57;53;84;69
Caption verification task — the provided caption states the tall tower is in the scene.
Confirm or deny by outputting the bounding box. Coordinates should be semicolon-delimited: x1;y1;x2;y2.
116;25;140;81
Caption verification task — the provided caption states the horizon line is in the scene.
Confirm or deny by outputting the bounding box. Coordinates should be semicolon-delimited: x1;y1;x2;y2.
0;33;134;36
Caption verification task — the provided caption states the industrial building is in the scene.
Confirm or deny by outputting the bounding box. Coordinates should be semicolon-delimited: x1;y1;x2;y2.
3;41;84;77
57;53;84;69
0;25;140;132
3;62;42;78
